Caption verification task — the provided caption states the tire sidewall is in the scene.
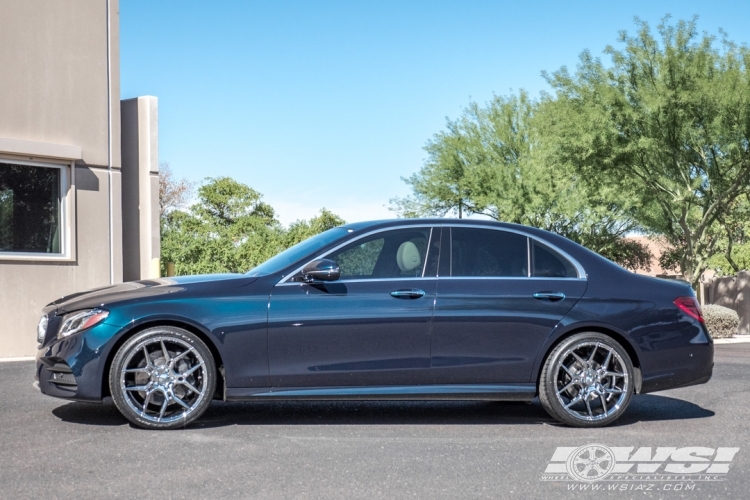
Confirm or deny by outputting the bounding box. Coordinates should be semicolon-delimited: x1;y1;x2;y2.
109;326;216;430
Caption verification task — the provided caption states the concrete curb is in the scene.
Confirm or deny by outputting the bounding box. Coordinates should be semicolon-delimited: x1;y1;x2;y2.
0;357;34;363
714;336;750;344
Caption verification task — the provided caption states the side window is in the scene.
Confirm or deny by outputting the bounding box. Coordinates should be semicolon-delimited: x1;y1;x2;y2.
450;228;528;277
328;227;432;280
531;240;577;278
335;237;385;277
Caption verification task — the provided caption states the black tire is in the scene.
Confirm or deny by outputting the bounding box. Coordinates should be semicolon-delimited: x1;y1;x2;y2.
539;332;634;427
109;326;216;430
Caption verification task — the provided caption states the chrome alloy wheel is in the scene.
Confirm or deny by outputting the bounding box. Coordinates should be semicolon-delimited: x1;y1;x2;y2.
553;341;629;422
119;335;208;425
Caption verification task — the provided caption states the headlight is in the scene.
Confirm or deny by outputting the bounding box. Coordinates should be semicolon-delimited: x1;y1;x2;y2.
57;309;109;339
37;315;48;345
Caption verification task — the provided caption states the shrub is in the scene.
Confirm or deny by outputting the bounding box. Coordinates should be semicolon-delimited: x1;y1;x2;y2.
702;304;739;339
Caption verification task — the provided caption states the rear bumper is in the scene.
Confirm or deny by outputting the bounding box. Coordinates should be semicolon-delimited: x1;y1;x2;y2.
639;342;713;394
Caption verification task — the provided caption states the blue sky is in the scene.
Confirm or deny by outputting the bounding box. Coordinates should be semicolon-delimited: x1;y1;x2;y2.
121;1;750;225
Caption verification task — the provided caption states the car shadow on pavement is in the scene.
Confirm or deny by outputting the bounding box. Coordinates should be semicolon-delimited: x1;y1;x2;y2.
613;394;714;426
51;393;713;429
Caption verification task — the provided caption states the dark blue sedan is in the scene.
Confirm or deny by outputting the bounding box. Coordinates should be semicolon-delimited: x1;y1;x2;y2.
34;219;713;429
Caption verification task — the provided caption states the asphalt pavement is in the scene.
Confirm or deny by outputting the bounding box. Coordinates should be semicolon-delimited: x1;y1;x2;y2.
1;344;747;500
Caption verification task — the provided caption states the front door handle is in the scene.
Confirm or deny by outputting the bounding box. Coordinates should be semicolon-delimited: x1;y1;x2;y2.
390;289;426;299
533;291;566;301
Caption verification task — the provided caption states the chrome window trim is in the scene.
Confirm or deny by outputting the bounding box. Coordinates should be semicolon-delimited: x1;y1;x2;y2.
275;276;439;287
437;276;586;281
276;222;587;285
277;224;437;284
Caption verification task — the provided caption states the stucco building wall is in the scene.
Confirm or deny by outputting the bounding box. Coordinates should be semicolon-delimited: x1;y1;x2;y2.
0;0;158;357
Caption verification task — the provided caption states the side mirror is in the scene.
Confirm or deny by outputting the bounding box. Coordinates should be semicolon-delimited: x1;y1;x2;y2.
302;259;340;282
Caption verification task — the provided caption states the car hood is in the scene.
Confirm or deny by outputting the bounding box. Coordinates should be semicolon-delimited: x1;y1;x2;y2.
48;274;259;314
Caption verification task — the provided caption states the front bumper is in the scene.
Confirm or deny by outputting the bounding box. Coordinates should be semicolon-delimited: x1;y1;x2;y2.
35;320;124;402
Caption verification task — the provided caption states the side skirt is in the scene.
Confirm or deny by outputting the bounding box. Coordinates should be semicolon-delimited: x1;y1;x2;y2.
225;384;536;402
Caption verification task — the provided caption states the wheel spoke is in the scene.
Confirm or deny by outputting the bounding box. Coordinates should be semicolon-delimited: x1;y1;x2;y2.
557;381;576;395
124;367;149;374
604;371;625;378
142;346;153;367
142;390;153;412
173;396;191;410
605;388;624;395
585;398;594;417
172;348;194;364
571;351;587;367
587;343;599;362
602;348;613;370
565;394;583;409
160;341;171;363
177;380;201;395
183;361;204;377
125;384;151;392
158;397;169;421
599;393;608;414
561;363;576;377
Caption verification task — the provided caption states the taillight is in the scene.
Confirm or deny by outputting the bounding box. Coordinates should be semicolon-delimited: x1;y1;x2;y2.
674;297;704;323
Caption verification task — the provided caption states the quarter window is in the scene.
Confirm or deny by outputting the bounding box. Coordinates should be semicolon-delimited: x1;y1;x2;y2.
450;228;528;277
0;160;66;255
531;240;577;278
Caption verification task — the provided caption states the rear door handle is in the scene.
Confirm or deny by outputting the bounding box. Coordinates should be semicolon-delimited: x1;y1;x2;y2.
390;289;426;299
533;291;566;301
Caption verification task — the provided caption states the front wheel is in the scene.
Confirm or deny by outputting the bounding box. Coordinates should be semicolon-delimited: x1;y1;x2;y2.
109;326;216;430
539;332;634;427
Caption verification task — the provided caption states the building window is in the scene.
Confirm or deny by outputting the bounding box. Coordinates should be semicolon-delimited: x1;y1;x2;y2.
0;160;69;257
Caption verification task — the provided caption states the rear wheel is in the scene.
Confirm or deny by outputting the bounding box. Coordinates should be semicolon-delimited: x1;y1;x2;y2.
109;326;216;430
539;332;634;427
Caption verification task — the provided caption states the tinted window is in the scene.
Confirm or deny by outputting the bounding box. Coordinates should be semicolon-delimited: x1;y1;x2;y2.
450;228;528;277
0;162;61;254
329;227;431;280
531;240;577;278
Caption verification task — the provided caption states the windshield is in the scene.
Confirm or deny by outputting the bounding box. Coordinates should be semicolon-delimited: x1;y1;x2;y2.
246;227;350;277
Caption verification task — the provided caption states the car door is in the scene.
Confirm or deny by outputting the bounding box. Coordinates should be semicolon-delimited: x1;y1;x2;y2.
430;226;587;384
267;226;441;388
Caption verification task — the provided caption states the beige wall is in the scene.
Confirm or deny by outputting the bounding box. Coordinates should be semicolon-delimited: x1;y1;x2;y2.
0;0;122;357
121;97;160;282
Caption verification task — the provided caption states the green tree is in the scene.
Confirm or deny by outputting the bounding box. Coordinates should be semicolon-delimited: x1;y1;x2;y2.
544;17;750;285
392;92;652;270
161;177;280;275
282;208;346;248
161;177;346;275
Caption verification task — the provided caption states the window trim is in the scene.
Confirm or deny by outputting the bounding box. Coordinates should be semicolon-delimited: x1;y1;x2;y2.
0;155;76;262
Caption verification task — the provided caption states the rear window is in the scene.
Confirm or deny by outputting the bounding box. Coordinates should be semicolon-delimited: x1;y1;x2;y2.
450;228;528;277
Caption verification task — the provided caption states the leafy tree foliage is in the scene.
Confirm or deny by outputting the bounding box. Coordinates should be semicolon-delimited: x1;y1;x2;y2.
160;176;345;275
391;92;652;270
544;17;750;284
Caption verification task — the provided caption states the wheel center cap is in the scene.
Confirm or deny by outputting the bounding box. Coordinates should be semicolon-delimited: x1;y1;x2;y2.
157;373;170;385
